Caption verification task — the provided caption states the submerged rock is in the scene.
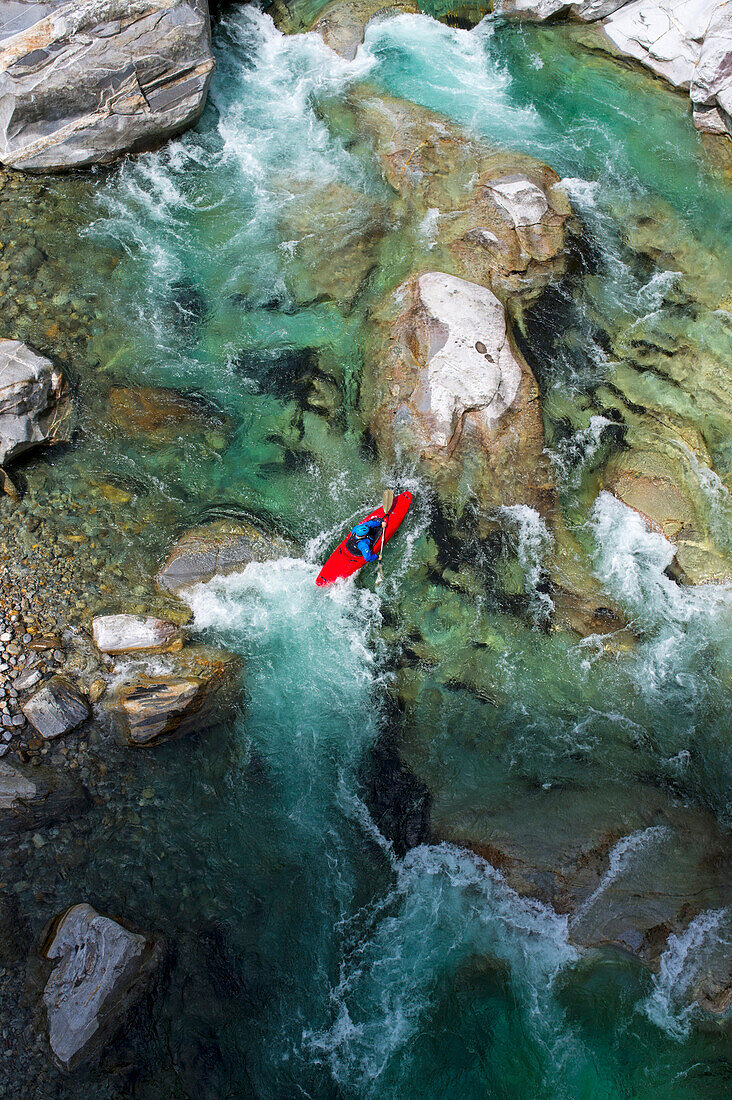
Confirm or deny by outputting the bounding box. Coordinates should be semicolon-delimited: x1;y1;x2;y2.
365;271;553;521
345;89;572;309
106;386;231;445
22;675;91;740
157;519;296;594
0;340;70;466
92;614;184;655
0;758;88;837
0;0;215;171
39;903;164;1072
112;646;240;746
495;0;732;140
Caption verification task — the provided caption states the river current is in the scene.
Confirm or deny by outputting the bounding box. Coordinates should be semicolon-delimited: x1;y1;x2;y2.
10;4;732;1097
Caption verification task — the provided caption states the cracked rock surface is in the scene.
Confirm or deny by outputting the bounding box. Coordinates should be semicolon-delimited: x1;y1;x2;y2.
0;0;215;171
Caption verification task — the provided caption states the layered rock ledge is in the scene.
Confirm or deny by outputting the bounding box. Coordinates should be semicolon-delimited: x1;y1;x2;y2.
0;0;215;171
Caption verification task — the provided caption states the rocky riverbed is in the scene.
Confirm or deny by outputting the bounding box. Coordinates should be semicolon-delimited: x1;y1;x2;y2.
0;2;730;1098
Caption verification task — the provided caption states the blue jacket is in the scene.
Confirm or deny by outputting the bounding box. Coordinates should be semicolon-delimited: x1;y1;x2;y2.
351;518;382;562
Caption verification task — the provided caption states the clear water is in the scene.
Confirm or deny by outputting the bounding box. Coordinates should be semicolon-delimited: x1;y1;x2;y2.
10;6;732;1097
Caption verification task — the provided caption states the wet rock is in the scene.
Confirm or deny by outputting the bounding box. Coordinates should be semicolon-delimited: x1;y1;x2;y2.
365;271;553;522
157;519;296;594
0;1;215;171
92;614;184;655
0;892;31;966
346;89;572;308
22;675;90;740
112;646;240;746
0;340;70;466
365;730;432;856
308;0;419;60
0;758;88;836
106;386;231;443
39;903;164;1072
432;781;732;968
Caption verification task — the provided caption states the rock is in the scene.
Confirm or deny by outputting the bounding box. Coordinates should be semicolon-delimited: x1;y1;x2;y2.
494;0;732;140
0;340;70;466
112;646;240;746
22;675;90;740
106;386;231;443
308;0;419;60
0;893;30;966
364;728;432;856
691;3;732;135
0;0;215;172
39;903;164;1072
0;758;88;836
342;90;572;308
364;271;553;522
157;519;296;594
92;614;183;655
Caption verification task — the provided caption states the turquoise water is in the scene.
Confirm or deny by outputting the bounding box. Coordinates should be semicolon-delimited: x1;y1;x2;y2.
16;6;732;1097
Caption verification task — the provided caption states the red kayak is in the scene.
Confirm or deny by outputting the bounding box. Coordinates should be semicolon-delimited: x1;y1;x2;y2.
316;491;413;586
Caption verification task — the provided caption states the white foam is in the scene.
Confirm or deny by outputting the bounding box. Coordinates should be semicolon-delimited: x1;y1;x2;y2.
498;504;554;621
640;908;731;1039
306;843;579;1089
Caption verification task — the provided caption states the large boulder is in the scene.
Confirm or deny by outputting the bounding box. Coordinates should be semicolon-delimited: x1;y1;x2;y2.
0;340;70;466
0;0;215;172
495;0;732;140
21;675;91;740
39;903;164;1072
112;646;240;746
364;271;553;521
157;518;296;594
346;90;572;307
0;758;88;837
92;614;184;655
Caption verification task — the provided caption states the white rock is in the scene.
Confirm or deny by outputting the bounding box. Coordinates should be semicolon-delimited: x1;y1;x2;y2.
92;614;183;655
486;176;550;228
41;903;163;1071
0;340;69;465
401;272;523;453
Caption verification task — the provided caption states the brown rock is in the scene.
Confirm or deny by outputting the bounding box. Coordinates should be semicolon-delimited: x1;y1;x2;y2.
113;646;240;746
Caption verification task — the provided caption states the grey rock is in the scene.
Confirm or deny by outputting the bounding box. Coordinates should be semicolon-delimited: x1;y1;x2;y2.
113;645;240;746
0;340;70;466
0;757;88;836
92;613;183;655
40;903;164;1072
157;519;295;594
22;675;90;739
0;0;215;172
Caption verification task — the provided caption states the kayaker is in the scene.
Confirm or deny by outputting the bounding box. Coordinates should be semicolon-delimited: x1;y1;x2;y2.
348;517;383;562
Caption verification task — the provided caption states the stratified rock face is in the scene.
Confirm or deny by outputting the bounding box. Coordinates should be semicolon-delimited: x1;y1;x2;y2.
0;340;69;465
92;614;183;655
366;272;552;518
0;1;215;172
40;903;164;1072
495;0;732;140
22;676;91;740
113;646;240;746
0;759;88;836
157;519;295;594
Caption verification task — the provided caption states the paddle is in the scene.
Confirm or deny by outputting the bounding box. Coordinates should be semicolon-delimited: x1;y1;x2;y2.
376;489;395;586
